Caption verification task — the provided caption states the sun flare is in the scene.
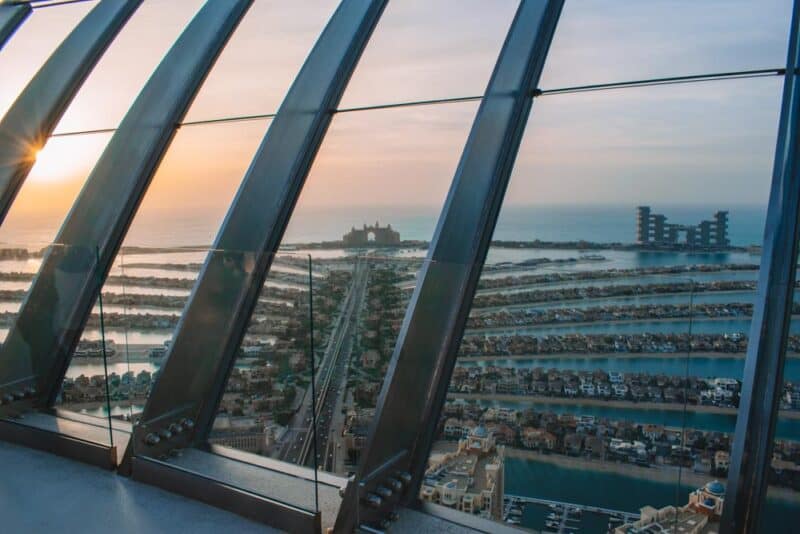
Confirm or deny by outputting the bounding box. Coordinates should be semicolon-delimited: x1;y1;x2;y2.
28;136;105;185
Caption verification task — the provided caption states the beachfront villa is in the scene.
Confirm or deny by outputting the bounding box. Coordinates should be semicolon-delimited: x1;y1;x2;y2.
615;480;726;533
420;425;505;520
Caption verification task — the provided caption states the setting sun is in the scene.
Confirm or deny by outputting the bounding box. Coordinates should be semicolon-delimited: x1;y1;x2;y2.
28;134;108;185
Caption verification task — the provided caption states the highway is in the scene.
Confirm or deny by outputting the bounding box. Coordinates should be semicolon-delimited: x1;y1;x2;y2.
278;257;369;468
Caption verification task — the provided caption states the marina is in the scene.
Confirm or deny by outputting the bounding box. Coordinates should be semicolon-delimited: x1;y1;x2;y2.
504;494;638;533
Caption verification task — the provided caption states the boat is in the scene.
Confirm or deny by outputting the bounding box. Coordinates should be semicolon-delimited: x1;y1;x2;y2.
549;504;562;511
547;513;559;520
506;518;521;525
546;520;560;528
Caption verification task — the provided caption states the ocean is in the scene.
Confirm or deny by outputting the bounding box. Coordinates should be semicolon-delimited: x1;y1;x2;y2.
0;203;768;249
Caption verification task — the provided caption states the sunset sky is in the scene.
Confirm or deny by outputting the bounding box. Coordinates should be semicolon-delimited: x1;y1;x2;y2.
0;0;793;245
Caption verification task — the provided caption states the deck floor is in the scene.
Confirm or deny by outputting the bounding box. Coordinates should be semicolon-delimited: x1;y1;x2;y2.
0;441;277;533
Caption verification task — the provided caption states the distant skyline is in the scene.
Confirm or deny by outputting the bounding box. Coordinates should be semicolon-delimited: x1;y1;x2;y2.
0;0;792;246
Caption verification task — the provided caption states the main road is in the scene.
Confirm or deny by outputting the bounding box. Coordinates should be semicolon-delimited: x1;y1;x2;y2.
277;257;370;468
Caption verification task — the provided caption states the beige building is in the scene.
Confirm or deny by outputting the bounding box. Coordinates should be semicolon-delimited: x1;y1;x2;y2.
420;425;505;520
615;480;726;534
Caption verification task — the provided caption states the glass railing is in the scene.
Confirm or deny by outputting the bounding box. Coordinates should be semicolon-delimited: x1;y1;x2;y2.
422;259;710;530
207;250;316;462
293;253;426;485
108;248;323;522
99;245;206;423
0;242;117;449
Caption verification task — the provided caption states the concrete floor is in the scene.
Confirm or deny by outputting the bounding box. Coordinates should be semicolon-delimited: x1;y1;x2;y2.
391;508;484;533
0;441;278;533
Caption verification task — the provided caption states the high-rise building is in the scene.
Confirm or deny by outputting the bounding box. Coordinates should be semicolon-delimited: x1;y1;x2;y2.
636;206;730;248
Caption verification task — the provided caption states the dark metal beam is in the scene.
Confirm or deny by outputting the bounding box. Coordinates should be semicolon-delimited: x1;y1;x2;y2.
0;3;30;50
0;0;143;226
0;0;252;413
721;1;800;531
352;0;563;525
127;0;388;463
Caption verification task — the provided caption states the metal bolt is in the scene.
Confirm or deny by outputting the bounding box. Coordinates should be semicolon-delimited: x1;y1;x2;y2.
144;433;160;446
375;486;392;499
364;493;383;508
159;429;173;440
386;478;402;492
168;423;182;434
396;472;412;485
180;418;195;430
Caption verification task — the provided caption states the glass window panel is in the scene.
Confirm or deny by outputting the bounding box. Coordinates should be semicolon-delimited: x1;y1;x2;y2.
210;102;480;476
0;1;205;249
60;119;270;419
428;77;781;530
540;0;792;88
0;132;112;245
183;0;339;122
53;0;205;134
123;120;270;248
338;0;518;108
0;1;93;119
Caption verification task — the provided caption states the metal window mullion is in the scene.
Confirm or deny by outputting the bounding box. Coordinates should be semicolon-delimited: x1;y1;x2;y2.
352;0;564;523
0;3;30;50
0;0;143;226
0;0;253;410
721;0;800;531
125;0;388;461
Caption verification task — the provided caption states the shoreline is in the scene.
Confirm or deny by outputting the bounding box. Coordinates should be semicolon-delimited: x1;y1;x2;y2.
476;279;758;298
466;313;800;336
458;351;800;362
472;289;757;311
502;448;800;504
449;392;800;420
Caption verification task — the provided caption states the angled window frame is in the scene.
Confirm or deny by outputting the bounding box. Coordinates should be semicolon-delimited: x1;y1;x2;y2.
0;3;30;50
722;0;800;531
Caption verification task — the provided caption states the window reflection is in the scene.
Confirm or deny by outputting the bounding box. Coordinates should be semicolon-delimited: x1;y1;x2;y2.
426;78;781;530
209;103;479;473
